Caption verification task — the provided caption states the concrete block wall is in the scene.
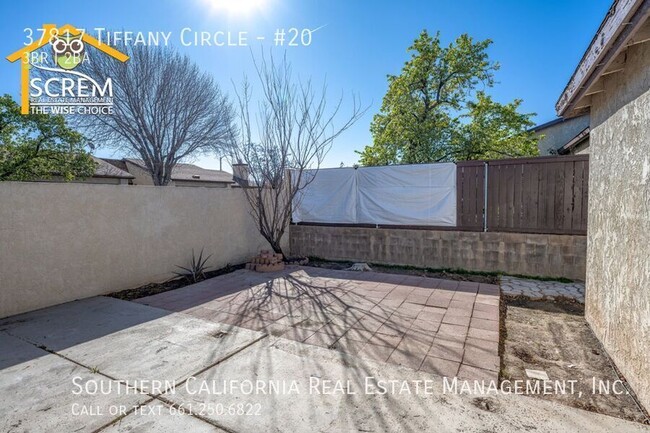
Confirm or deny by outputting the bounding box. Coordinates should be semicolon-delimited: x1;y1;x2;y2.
290;225;586;281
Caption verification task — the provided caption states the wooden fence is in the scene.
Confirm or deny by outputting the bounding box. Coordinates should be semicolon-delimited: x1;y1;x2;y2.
457;155;589;235
456;161;486;231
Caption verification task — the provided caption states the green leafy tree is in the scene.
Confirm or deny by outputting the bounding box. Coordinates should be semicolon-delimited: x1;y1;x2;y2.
0;95;96;181
452;92;538;160
357;31;538;165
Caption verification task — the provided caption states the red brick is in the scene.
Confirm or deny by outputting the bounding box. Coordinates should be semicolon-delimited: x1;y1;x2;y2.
473;303;499;314
281;326;316;342
442;314;471;327
419;357;460;377
449;300;475;310
410;318;441;333
467;327;499;342
386;314;415;329
331;339;366;355
351;316;385;333
359;343;396;363
340;328;374;343
471;309;495;320
426;296;452;309
388;346;427;370
316;323;348;339
465;337;498;355
416;307;446;322
376;323;405;338
444;308;472;318
304;331;339;348
437;280;460;291
462;347;500;372
478;283;500;296
469;317;499;332
404;328;436;345
372;332;404;348
437;323;468;338
457;365;498;383
433;336;465;349
428;342;464;362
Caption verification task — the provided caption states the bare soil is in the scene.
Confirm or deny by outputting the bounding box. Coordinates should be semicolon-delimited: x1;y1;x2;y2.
306;259;499;285
501;297;649;424
107;263;244;301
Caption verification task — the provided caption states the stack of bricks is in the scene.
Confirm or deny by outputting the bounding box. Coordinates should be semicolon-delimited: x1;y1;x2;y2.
246;250;285;272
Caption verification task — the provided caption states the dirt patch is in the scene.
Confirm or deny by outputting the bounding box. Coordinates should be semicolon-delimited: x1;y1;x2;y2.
471;397;501;413
505;295;585;314
501;297;648;424
306;259;499;285
107;263;244;301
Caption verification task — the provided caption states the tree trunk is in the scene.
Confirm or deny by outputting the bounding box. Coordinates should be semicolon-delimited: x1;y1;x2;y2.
266;237;284;256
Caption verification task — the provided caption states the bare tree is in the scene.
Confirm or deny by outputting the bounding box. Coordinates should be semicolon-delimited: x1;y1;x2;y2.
231;53;366;255
74;44;236;185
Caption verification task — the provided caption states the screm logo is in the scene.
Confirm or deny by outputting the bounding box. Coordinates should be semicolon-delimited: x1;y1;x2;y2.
6;24;129;114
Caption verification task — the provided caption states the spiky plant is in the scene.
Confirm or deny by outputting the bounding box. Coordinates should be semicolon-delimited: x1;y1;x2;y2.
174;248;212;283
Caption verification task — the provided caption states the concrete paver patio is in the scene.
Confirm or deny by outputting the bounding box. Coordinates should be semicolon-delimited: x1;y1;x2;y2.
1;293;648;432
136;267;501;381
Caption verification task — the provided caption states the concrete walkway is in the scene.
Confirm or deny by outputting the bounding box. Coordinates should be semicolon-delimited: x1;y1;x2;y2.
136;267;500;381
501;276;586;303
0;275;647;432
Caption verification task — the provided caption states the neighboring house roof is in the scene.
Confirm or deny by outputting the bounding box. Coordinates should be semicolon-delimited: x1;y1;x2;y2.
556;0;650;117
533;114;591;155
531;117;573;133
123;159;234;184
92;157;134;179
168;163;234;183
100;158;130;173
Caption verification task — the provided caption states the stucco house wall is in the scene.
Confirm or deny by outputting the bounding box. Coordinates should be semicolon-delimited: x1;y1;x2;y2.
573;140;590;155
535;115;590;155
586;40;650;409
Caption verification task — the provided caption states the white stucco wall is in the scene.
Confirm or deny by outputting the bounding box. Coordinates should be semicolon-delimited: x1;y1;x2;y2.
587;40;650;410
536;115;590;155
0;182;283;318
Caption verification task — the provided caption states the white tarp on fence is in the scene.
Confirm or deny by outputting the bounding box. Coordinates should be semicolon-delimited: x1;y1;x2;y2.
292;168;357;224
292;163;457;226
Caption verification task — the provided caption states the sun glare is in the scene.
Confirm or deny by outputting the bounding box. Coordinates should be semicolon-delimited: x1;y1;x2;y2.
201;0;267;15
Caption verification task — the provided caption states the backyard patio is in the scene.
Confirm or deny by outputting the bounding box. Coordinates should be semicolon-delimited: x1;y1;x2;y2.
135;266;501;380
1;266;648;432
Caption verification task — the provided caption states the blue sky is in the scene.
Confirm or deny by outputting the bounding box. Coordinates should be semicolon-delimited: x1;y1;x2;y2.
1;0;610;170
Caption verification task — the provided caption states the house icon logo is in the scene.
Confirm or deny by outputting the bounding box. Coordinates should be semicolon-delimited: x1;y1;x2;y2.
52;30;86;70
6;24;129;115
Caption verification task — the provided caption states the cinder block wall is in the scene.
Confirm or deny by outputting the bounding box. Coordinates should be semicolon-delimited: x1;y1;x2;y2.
0;182;280;318
290;225;586;280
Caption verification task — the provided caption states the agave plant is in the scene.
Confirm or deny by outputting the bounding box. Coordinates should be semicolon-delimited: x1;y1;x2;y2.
174;248;212;283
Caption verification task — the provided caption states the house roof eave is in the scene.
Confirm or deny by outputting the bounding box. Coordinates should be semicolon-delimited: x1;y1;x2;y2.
556;0;650;117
